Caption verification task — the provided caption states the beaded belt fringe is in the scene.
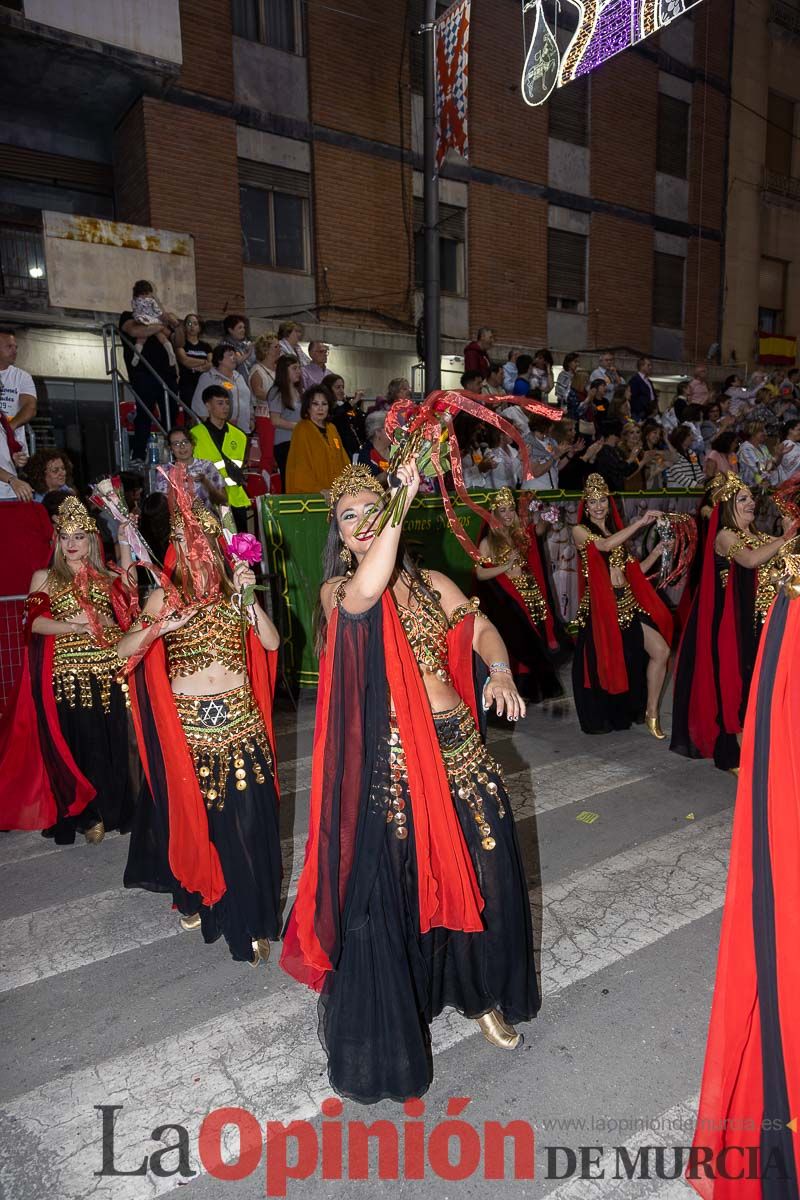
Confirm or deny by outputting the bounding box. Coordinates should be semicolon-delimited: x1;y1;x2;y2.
509;571;548;627
53;632;127;712
173;685;272;811
386;701;505;852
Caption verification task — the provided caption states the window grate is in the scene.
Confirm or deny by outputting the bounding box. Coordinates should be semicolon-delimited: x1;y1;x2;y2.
547;227;586;312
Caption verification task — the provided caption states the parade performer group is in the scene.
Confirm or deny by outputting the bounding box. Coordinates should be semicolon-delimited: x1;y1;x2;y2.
4;377;800;1121
280;462;538;1102
570;474;673;737
0;495;137;843
670;471;799;772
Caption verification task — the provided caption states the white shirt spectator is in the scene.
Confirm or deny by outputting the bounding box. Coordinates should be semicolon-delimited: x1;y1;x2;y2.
530;366;551;397
521;434;560;492
738;440;773;487
191;368;251;431
485;444;521;489
502;360;518;393
554;368;573;408
770;439;800;485
0;363;36;452
0;427;19;500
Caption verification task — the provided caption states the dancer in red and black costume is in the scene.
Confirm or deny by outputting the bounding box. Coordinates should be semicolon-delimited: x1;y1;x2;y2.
281;464;538;1104
670;472;799;773
117;471;282;967
0;495;137;844
475;487;564;703
571;474;673;737
687;559;800;1198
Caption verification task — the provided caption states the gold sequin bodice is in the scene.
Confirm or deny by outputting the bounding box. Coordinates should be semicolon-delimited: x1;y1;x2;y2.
163;600;244;680
47;576;123;712
575;532;641;630
722;530;800;622
394;572;452;684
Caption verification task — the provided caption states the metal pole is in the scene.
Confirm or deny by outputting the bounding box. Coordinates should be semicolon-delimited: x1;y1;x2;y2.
422;0;441;394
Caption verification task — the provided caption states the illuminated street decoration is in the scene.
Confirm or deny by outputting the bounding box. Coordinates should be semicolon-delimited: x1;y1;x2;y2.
521;0;703;106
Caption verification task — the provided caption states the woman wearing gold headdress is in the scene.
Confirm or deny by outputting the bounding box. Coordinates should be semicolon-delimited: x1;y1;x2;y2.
670;471;798;772
281;463;539;1104
474;487;564;702
571;474;674;736
117;477;282;967
0;495;137;843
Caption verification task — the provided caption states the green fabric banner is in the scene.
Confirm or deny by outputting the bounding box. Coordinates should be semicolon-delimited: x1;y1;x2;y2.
258;487;705;687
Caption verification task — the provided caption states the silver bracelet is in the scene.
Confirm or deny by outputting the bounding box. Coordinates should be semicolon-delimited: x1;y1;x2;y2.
489;661;511;674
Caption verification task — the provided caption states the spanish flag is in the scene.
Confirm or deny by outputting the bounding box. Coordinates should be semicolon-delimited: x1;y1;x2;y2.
758;333;797;365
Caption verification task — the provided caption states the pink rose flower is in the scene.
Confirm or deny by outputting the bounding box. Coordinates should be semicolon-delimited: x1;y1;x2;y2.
229;532;261;564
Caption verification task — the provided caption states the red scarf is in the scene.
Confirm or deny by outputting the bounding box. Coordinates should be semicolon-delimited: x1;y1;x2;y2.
1;413;21;457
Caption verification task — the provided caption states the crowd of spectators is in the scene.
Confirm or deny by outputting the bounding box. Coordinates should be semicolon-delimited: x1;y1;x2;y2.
455;325;800;497
4;303;800;553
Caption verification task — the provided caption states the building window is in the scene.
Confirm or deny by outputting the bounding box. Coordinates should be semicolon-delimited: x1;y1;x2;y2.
766;91;795;177
231;0;301;53
548;74;589;146
547;228;587;312
759;257;786;332
653;251;685;328
413;199;466;296
239;161;310;271
656;94;690;179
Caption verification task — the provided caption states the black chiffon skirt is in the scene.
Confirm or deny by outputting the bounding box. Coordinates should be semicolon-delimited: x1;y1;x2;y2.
125;734;282;963
317;702;539;1104
43;676;136;844
477;576;565;703
572;604;654;735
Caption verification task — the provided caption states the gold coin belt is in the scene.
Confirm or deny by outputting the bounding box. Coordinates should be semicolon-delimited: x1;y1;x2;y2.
173;686;271;811
53;632;127;712
432;702;506;852
613;584;645;630
387;723;410;841
509;571;548;627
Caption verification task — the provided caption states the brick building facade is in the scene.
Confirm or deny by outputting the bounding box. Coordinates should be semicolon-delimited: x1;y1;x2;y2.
0;0;733;400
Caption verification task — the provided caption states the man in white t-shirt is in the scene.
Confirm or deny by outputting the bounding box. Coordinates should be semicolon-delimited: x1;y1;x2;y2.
0;329;37;453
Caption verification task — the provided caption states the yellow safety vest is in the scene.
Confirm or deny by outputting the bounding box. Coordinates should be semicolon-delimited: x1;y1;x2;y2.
190;422;250;508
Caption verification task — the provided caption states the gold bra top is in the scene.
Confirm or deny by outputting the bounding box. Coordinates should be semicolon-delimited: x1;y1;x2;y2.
721;530;800;621
49;575;115;622
163;600;244;679
577;530;629;580
393;570;483;685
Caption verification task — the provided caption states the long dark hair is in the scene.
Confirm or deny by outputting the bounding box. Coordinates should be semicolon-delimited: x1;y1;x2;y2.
313;510;437;656
273;354;300;410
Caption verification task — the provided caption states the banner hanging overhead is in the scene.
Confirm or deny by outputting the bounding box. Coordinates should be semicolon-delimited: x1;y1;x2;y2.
436;0;470;165
521;0;703;107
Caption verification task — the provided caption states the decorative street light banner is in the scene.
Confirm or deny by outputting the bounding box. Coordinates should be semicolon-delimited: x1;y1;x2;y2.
436;0;470;165
521;0;703;107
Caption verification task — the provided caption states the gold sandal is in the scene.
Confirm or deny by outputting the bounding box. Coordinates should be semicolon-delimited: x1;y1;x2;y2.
475;1011;522;1049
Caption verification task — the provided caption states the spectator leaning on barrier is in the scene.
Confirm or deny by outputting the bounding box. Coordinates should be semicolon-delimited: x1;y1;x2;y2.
190;385;251;531
665;425;705;488
737;420;778;487
191;343;252;433
154;427;227;510
463;326;494;379
771;417;800;484
0;327;37;453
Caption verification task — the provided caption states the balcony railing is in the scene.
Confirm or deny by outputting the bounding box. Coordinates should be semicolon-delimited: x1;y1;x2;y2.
769;0;800;37
0;226;47;297
763;166;800;202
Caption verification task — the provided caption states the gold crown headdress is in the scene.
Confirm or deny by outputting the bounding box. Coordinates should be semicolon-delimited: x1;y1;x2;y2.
328;465;385;520
490;487;516;512
53;496;97;535
582;473;610;501
170;500;222;537
708;471;747;508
